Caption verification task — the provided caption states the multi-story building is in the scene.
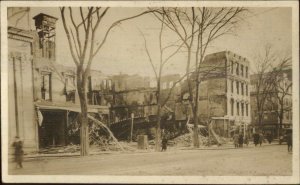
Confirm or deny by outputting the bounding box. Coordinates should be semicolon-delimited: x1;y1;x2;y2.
250;68;292;137
198;51;251;137
8;11;110;152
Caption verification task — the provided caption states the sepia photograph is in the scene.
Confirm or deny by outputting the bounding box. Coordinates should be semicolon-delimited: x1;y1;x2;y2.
1;1;299;184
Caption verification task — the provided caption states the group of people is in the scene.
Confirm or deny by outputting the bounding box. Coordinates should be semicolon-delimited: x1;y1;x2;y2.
233;133;249;148
233;132;266;148
253;132;264;147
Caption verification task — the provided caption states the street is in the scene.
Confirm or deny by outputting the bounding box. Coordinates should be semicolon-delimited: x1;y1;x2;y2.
9;145;292;176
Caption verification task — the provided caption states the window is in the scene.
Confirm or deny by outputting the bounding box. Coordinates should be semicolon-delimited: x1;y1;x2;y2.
231;99;234;116
41;73;51;101
241;65;244;77
236;81;239;94
246;67;248;78
237;102;240;116
231;80;234;93
169;81;174;88
246;104;249;116
102;79;107;90
236;63;239;75
241;103;244;116
65;75;75;103
107;79;112;90
231;61;234;74
241;83;244;95
246;84;248;96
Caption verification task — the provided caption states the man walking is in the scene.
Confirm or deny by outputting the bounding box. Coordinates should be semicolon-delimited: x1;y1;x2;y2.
12;136;24;169
287;131;292;152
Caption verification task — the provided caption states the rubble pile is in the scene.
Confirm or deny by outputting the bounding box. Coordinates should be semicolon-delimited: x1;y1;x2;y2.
172;132;229;147
38;144;80;154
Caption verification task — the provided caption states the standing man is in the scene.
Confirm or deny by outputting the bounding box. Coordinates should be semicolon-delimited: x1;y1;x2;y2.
287;130;292;152
233;133;239;148
259;132;264;147
238;133;244;148
12;136;24;168
253;132;259;147
161;136;168;152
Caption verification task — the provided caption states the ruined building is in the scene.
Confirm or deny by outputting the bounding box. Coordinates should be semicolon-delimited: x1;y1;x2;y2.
197;51;251;137
8;11;110;152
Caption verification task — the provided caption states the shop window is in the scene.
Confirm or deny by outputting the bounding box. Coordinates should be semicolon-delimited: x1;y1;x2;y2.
41;72;51;101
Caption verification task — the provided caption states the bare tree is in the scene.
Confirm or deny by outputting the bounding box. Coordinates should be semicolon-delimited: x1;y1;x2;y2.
139;15;188;151
152;7;246;147
60;7;153;156
266;57;292;137
252;45;278;129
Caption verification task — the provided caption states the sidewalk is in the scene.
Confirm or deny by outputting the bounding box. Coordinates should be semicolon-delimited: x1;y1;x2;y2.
180;142;280;151
9;141;281;162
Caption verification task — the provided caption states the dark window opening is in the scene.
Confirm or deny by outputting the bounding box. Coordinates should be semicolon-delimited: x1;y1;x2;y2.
41;73;51;101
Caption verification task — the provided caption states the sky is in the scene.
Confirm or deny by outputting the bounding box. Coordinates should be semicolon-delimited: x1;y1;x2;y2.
10;7;292;77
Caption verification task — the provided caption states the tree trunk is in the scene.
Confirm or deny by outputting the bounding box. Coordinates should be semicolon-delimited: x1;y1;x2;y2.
193;81;200;148
77;69;89;156
155;107;161;152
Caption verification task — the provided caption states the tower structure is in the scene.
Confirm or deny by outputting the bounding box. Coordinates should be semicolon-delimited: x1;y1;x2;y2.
33;13;58;60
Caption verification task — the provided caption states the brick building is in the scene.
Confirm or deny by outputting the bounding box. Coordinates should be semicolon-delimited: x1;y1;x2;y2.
198;51;251;137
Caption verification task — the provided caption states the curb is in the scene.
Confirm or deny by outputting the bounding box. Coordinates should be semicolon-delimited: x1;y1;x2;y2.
9;143;282;162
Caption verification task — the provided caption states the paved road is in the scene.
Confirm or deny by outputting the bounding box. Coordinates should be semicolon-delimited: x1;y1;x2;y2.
9;145;292;176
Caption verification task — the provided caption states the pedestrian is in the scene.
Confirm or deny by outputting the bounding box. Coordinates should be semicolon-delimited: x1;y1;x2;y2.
266;132;273;144
161;136;168;152
287;131;292;152
233;133;239;148
253;132;259;147
244;135;249;147
238;134;244;148
12;136;24;169
259;132;264;146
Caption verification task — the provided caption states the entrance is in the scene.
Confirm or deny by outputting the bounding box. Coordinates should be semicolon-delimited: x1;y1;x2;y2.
38;110;67;148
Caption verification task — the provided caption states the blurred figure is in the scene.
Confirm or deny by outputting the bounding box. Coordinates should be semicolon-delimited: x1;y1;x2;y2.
233;133;239;148
253;132;259;147
161;136;168;152
238;133;244;148
266;132;273;144
259;132;264;146
244;135;249;147
12;136;24;169
286;131;292;152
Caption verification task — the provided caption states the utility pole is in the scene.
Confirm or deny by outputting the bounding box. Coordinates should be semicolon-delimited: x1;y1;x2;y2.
130;112;134;142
